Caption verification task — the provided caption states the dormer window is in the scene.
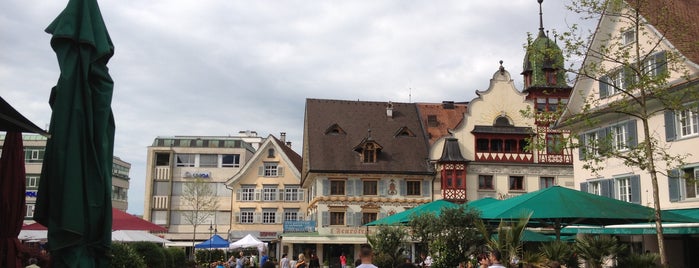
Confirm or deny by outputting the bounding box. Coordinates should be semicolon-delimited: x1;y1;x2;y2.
324;123;346;135
394;126;415;137
363;143;377;163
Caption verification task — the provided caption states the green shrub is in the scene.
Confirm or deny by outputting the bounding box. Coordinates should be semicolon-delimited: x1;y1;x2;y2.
111;243;146;268
167;247;187;268
130;242;166;268
195;249;226;265
162;246;174;268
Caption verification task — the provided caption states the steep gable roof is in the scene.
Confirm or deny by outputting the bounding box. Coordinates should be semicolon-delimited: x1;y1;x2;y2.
303;99;432;179
226;134;302;186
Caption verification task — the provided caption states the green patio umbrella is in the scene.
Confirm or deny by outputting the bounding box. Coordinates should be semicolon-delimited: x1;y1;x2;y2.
33;0;115;267
477;186;698;240
365;199;459;226
492;229;553;242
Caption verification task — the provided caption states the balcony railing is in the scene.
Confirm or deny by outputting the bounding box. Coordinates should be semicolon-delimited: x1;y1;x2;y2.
154;167;170;181
152;196;169;209
475;152;533;163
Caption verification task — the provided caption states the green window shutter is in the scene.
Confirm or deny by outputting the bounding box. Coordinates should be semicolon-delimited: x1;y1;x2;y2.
655;51;667;76
600;179;612;198
599;76;610;98
669;169;680;202
630;175;641;204
626;120;638;147
578;134;586;160
597;128;610;154
664;110;677;141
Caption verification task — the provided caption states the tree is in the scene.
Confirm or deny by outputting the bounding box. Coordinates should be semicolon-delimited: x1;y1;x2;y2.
181;178;220;258
556;1;699;266
367;225;408;268
574;235;626;268
410;206;484;268
475;213;530;268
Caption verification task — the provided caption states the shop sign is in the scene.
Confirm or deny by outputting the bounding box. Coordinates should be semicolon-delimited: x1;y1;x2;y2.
183;171;211;178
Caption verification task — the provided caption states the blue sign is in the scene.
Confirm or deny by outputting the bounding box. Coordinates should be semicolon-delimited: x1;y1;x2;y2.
25;191;38;197
283;220;316;233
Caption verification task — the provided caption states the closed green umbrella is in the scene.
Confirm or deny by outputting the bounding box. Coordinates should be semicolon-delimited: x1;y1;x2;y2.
477;186;698;240
33;0;115;267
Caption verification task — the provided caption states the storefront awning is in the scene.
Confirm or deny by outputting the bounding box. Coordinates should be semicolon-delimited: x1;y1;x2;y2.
562;223;699;235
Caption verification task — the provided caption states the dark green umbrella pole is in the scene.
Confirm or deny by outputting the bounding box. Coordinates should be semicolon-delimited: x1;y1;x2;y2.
34;0;115;267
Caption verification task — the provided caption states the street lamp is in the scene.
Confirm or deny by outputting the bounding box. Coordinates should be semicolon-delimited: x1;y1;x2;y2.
209;222;213;264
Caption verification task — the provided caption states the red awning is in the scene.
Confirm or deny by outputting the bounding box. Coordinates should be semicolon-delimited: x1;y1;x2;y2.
22;209;166;232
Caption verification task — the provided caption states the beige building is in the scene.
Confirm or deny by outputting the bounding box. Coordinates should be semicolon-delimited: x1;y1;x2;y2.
143;132;262;247
0;133;132;223
225;133;304;259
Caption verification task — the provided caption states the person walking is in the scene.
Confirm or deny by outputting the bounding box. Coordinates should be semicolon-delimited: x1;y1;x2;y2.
296;253;307;268
281;254;290;268
355;246;378;268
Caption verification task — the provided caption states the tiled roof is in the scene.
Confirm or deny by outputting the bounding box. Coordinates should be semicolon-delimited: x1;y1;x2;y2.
415;102;468;145
271;135;303;172
303;99;431;177
638;0;699;64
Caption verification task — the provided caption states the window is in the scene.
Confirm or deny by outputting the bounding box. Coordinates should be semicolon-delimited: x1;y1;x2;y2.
476;139;489;151
268;148;275;158
25;204;35;218
406;181;421;196
175;154;195;167
240;210;254;224
221;154;240;167
479;175;494;190
611;124;628;151
155;153;170;166
427;115;438;127
199;154;218;167
490;140;503;152
24;148;44;163
589;181;601;195
540;177;555;189
284;210;300;221
363;180;378;195
363;144;377;163
330;212;345;225
622;30;636;45
504;139;518;152
509;176;524;191
152;211;167;225
682;168;699;199
678;109;699;138
264;162;278;177
611;70;626;93
535;97;567;113
241;187;255;201
263;186;278;201
330;180;345;195
584;132;599;157
617;177;631;202
362;212;377;225
263;210;276;224
26;176;39;188
284;187;303;201
546;133;564;154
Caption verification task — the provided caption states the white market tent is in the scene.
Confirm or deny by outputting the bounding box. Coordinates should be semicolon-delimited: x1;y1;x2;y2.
112;230;171;243
229;234;267;252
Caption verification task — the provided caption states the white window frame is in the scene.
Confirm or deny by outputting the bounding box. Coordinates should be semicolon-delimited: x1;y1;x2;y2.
27;176;39;188
199;154;218;168
221;154;240;167
262;210;277;224
284;187;303;201
284;211;299;221
240;211;254;224
677;109;699;138
681;168;699;199
585;132;599;156
589;181;601;196
175;154;196;167
622;30;636;45
241;187;255;201
617;177;631;202
264;162;278;177
540;177;555;189
263;187;278;201
611;124;628;151
25;204;35;218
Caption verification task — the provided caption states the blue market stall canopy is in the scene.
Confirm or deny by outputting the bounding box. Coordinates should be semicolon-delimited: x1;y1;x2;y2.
195;234;230;249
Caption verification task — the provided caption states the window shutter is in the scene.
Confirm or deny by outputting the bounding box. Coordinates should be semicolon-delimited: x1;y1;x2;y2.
578;134;586;160
422;180;431;197
322;211;329;226
347;179;355;196
599;76;610;98
669;169;680;202
278;166;284;177
275;212;282;224
298;189;305;201
254;189;262;201
626;120;638;147
655;51;667;76
354;179;361;196
379;180;387;196
279;190;285;201
234;212;241;223
253;212;262;223
664;110;677;141
258;166;264;176
600;179;611;198
608;179;616;199
597;128;610;154
630;175;641;204
400;180;407;196
580;182;588;193
322;179;330;196
236;189;242;201
354;212;362;226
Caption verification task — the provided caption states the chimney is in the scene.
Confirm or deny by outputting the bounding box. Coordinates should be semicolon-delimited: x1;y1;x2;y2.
286;141;292;148
280;132;286;143
442;101;455;109
386;101;394;118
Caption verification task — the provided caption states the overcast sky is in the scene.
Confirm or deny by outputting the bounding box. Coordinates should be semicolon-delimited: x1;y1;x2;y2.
1;0;591;215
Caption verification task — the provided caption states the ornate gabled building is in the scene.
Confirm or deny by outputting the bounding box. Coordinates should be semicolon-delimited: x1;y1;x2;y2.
289;99;434;264
427;1;574;203
225;133;304;258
